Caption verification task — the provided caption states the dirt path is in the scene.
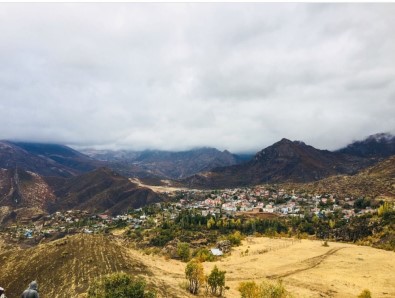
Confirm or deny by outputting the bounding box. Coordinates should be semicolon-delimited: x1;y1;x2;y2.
267;247;345;279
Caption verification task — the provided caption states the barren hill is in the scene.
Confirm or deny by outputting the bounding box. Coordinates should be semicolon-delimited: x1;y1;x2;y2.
0;168;56;209
0;167;165;222
46;168;164;215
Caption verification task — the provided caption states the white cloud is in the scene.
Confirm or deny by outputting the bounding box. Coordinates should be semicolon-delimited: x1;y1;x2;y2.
0;3;394;152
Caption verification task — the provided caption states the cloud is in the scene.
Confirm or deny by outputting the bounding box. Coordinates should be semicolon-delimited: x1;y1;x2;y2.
0;3;394;152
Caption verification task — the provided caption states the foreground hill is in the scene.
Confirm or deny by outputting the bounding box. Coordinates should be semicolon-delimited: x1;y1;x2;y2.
184;138;373;188
0;234;164;297
83;147;250;179
284;155;395;200
0;141;101;177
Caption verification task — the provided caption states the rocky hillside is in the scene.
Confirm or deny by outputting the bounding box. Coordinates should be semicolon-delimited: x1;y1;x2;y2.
45;168;164;215
0;167;165;223
0;168;56;210
184;138;374;188
283;155;395;200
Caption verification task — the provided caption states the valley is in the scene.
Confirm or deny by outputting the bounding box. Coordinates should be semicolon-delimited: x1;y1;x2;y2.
0;133;394;297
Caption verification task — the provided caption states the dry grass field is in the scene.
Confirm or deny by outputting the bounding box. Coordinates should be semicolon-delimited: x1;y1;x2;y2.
124;237;395;298
1;234;394;297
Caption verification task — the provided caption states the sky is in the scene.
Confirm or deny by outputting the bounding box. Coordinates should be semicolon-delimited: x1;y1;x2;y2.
0;3;394;153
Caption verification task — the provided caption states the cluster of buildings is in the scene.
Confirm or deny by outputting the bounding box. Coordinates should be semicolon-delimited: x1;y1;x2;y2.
175;186;377;220
1;185;378;244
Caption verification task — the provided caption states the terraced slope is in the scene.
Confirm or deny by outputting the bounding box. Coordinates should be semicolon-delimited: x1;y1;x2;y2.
0;234;149;297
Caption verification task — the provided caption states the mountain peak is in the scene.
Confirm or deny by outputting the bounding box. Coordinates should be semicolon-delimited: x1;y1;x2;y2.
366;132;394;143
338;132;395;158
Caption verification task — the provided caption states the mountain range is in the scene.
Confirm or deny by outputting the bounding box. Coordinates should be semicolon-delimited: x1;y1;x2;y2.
0;141;100;177
183;136;387;188
82;147;250;179
1;133;395;221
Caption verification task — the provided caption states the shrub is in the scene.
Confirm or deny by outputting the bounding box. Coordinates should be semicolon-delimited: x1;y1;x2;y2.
260;280;289;298
238;279;291;298
238;281;260;298
88;272;155;298
357;289;372;298
227;231;243;246
194;248;215;262
177;242;191;262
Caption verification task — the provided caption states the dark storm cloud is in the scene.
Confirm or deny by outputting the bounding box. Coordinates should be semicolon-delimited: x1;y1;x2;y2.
0;3;394;152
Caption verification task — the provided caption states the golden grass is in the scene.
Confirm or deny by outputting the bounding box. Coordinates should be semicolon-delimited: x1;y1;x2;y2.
1;234;394;297
123;237;395;298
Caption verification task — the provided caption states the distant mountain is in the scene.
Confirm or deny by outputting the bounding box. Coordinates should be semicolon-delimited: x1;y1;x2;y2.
337;133;395;158
183;138;373;188
83;147;248;179
0;141;101;177
45;167;164;215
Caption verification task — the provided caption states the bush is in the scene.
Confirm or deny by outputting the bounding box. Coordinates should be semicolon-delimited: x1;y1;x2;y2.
194;248;215;262
238;279;291;298
357;289;372;298
260;280;289;298
238;281;260;298
177;242;191;262
88;272;155;298
227;231;243;246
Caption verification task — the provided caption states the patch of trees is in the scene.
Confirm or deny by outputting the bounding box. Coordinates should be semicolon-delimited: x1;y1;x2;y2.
185;261;227;296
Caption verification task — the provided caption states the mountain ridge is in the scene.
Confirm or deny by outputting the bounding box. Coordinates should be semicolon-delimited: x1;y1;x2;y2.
183;138;377;188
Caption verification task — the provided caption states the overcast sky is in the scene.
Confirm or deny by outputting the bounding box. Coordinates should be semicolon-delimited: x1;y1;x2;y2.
0;3;394;153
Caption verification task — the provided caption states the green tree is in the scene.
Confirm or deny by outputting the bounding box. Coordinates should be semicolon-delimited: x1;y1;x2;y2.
88;272;155;298
207;217;216;229
378;202;393;217
185;260;205;295
177;242;191;262
207;265;226;296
